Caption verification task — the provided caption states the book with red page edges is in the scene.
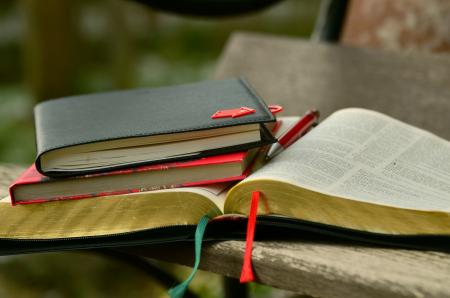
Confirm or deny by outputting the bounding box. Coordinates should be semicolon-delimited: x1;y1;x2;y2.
9;150;257;205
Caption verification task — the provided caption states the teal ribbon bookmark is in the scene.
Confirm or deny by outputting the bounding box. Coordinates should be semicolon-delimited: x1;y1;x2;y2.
168;215;210;298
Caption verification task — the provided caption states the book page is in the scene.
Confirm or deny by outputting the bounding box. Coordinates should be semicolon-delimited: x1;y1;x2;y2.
0;184;232;239
247;108;450;212
158;183;230;212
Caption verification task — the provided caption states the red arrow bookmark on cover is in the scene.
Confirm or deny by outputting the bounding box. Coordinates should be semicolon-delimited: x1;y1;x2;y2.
211;107;256;119
211;104;283;119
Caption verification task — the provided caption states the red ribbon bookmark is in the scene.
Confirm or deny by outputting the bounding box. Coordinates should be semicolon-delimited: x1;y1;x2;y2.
240;191;260;283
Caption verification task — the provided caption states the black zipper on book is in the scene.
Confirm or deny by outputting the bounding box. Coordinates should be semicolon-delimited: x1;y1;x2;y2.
254;215;450;252
0;224;197;255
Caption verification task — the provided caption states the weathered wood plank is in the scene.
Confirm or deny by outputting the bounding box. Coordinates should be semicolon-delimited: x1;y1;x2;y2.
126;240;450;298
215;32;450;140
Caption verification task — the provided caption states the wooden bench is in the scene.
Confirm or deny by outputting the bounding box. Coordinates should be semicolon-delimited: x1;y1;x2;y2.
2;32;450;297
133;32;450;297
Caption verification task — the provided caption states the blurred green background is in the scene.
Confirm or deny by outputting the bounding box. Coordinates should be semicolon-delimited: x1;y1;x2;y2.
0;0;318;297
0;0;319;165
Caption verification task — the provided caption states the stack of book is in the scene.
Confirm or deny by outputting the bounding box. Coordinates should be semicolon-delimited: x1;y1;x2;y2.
2;78;450;255
10;78;277;204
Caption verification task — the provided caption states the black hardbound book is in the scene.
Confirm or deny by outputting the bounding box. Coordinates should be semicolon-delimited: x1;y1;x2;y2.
34;78;276;177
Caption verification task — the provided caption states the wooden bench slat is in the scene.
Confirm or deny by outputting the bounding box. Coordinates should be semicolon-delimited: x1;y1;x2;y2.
125;240;450;298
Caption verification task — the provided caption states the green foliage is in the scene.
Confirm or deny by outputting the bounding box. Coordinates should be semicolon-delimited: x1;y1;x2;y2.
0;86;35;165
0;0;319;164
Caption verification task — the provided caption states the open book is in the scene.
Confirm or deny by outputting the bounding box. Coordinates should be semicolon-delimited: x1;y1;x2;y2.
1;108;450;254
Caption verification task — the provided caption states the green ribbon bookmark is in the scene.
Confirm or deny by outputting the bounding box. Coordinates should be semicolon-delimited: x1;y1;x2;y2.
168;215;210;298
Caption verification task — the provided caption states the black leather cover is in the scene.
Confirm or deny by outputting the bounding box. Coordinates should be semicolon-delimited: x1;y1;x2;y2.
34;78;276;176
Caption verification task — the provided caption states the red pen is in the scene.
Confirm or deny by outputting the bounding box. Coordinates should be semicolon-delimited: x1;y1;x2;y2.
266;109;320;159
